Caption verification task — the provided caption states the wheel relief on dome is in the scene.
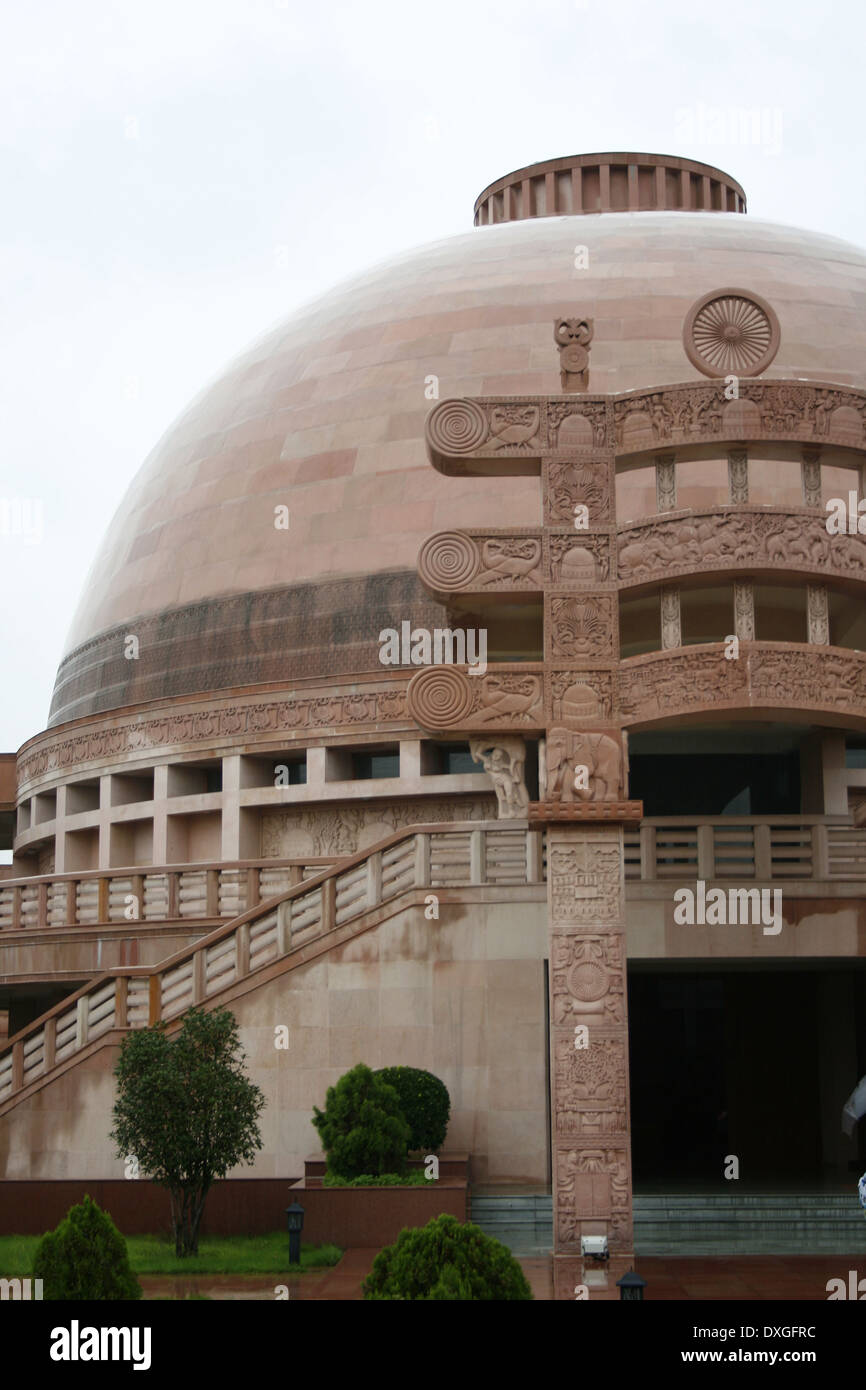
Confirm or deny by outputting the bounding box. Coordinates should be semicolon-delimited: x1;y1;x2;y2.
683;288;780;378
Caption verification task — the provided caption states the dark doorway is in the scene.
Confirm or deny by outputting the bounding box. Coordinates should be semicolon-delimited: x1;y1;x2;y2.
628;966;866;1190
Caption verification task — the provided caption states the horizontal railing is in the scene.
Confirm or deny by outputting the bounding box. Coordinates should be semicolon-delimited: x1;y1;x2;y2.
0;822;545;1106
624;816;865;881
0;858;340;932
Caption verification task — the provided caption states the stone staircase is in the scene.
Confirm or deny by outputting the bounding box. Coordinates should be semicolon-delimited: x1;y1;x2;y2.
469;1194;553;1255
470;1191;866;1255
633;1193;866;1254
0;821;544;1113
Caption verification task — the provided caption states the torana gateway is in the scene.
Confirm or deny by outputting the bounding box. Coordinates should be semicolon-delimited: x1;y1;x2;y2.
3;152;866;1295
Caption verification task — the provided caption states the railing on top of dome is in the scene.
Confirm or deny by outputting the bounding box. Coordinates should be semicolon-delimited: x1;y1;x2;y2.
624;815;866;881
0;857;344;932
0;821;545;1106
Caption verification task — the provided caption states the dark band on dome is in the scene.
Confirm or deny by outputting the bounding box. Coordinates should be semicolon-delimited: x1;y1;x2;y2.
49;572;444;727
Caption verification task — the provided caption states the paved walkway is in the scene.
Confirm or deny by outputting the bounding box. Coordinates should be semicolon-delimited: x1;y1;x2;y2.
311;1248;379;1299
309;1250;866;1300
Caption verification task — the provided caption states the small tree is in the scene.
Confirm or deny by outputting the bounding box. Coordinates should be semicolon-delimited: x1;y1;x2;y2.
363;1213;533;1300
111;1006;265;1256
34;1195;141;1300
375;1066;450;1151
312;1062;410;1179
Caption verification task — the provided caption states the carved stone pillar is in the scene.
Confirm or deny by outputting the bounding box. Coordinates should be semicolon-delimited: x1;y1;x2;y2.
802;448;822;508
733;580;755;641
807;584;830;645
655;453;677;512
660;586;681;649
727;449;748;503
547;825;633;1291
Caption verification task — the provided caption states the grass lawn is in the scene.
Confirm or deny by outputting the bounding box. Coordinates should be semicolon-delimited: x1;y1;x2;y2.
0;1232;342;1276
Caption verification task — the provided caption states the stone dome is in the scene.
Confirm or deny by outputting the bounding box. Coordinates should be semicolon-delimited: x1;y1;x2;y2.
51;166;866;726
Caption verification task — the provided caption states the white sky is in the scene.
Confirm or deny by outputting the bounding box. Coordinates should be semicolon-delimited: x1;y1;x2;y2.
1;0;864;753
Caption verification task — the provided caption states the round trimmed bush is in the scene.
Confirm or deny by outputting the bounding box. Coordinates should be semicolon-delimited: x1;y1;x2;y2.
362;1213;533;1300
375;1066;450;1152
312;1062;410;1179
33;1194;142;1300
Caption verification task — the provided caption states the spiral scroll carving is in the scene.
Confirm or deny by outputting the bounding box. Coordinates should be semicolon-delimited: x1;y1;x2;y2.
407;666;474;730
426;398;489;455
418;532;480;591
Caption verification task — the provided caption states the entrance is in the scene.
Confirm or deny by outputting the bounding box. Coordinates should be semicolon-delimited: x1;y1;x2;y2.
628;963;866;1190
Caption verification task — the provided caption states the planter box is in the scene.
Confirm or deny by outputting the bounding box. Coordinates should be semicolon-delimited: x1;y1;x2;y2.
287;1177;468;1247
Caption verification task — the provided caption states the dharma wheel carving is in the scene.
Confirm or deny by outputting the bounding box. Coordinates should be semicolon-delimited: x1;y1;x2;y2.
683;288;780;378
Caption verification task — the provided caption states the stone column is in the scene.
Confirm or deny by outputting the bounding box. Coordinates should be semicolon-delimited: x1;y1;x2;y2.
802;448;822;508
540;428;641;1299
728;449;748;503
655;454;677;512
807;584;830;645
660;586;681;649
547;824;634;1296
733;580;755;641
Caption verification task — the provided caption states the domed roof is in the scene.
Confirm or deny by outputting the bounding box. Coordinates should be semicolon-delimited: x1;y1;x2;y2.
52;182;866;725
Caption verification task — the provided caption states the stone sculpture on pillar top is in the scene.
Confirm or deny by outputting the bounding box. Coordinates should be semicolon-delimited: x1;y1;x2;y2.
469;736;529;819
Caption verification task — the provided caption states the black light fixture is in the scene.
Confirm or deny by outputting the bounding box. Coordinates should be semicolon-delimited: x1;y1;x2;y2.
616;1268;647;1301
285;1201;305;1265
619;1273;647;1301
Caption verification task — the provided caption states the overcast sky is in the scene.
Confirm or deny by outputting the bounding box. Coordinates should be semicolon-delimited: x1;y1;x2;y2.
1;0;864;758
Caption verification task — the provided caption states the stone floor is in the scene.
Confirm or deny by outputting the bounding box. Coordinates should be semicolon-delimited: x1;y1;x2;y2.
306;1251;866;1301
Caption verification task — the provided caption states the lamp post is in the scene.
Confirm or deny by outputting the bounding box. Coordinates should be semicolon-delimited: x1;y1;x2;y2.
285;1202;305;1265
616;1268;647;1301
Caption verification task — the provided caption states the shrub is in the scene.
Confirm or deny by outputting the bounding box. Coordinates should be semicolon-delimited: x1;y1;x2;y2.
362;1213;532;1301
33;1195;142;1300
312;1063;410;1179
375;1066;450;1152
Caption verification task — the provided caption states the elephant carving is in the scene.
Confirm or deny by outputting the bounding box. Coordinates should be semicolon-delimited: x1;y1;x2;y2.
546;727;625;802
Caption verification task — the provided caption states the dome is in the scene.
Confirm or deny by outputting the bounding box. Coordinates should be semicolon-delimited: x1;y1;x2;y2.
50;160;866;726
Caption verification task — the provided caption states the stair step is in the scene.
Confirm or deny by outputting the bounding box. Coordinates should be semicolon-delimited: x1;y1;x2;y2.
469;1192;866;1255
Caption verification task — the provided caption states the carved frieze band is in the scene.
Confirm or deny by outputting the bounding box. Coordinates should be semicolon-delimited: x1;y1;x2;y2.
617;507;866;589
426;382;866;472
613;381;866;454
417;528;616;595
619;643;866;725
17;686;411;793
406;666;545;732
